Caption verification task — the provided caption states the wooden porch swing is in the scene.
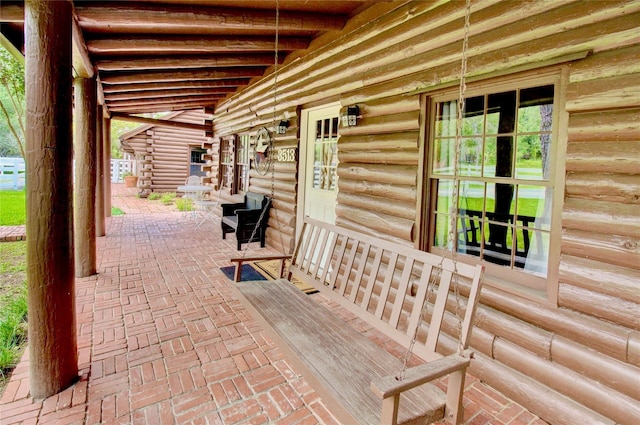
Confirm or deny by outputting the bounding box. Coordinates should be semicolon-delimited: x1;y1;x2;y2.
230;1;484;424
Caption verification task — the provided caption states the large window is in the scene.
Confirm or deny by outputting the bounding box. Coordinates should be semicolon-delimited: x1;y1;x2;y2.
427;75;562;294
313;117;339;191
190;147;206;177
235;134;251;194
219;136;234;192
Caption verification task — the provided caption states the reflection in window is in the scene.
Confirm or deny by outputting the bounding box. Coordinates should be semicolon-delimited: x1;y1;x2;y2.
219;137;234;191
431;84;554;278
313;117;339;191
235;135;250;193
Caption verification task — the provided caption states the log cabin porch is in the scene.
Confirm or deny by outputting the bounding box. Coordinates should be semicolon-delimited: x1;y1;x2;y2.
0;183;547;425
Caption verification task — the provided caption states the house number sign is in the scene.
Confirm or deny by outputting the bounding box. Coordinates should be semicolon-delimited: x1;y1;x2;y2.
277;148;297;162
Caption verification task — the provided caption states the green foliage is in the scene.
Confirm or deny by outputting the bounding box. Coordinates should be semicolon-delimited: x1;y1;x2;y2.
175;197;193;211
0;46;25;158
148;193;161;201
111;207;125;216
161;193;176;205
0;190;26;225
0;283;28;374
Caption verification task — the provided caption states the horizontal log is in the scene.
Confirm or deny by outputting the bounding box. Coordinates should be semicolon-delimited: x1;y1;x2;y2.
339;178;417;203
558;284;639;330
565;172;640;204
110;104;213;114
108;95;226;109
337;192;416;222
492;338;640;425
551;337;640;400
629;332;640;365
338;150;419;166
337;163;417;186
335;204;414;242
563;197;640;238
565;141;640;174
335;216;411;247
473;304;553;359
76;4;346;33
96;53;282;71
569;43;640;84
566;72;640;112
561;228;640;270
338;132;419;152
481;285;631;363
356;95;420;118
568;108;640;142
87;35;310;56
570;257;634;310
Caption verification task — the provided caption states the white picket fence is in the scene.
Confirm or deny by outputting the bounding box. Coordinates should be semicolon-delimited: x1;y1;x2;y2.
110;159;136;183
0;157;26;190
0;157;137;189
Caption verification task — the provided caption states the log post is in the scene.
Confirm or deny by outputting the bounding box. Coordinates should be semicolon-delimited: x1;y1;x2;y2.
24;0;78;398
95;103;106;237
73;77;97;277
104;115;112;216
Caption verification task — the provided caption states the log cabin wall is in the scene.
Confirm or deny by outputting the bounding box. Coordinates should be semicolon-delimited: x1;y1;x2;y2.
211;1;640;424
119;110;210;192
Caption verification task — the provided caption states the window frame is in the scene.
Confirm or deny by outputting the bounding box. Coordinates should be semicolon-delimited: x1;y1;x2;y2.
234;134;251;195
218;135;236;194
420;68;568;305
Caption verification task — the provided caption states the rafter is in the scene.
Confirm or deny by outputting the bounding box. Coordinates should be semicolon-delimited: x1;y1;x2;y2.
100;67;265;84
109;103;215;114
107;94;226;108
110;112;210;132
104;87;236;101
100;79;250;93
75;3;346;34
95;53;283;71
86;35;310;56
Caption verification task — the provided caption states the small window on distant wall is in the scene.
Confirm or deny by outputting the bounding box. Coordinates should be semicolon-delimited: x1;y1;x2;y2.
426;72;563;295
190;147;206;177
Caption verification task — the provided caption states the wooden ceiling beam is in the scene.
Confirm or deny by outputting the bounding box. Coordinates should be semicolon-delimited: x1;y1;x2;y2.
107;94;226;108
110;112;210;132
75;3;346;34
101;79;250;93
86;35;309;56
95;53;283;71
110;103;215;114
100;67;265;84
0;4;23;22
104;87;237;101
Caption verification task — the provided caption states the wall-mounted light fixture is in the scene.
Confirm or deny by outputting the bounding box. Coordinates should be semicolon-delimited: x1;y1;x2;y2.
275;120;289;134
341;105;360;127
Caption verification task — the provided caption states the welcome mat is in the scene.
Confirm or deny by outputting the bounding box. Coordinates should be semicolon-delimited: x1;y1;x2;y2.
252;259;318;294
220;264;267;282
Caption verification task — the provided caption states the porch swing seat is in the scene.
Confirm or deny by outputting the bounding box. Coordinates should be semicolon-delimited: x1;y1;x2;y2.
232;216;484;425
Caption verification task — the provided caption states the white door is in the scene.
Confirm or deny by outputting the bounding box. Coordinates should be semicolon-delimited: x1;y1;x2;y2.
298;103;340;226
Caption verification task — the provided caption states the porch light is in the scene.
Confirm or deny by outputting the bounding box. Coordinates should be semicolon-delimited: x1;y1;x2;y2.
341;105;360;127
276;120;289;134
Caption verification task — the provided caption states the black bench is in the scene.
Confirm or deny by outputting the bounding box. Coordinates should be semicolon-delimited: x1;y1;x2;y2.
221;192;271;250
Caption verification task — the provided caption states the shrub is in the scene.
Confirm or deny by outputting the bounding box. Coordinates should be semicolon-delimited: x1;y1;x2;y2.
148;192;161;201
175;197;193;212
0;284;28;373
161;193;176;205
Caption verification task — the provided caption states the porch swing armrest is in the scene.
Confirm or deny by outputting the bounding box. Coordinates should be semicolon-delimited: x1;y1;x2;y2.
370;350;473;399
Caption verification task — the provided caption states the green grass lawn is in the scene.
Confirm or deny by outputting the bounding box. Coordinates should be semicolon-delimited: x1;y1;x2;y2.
0;191;26;226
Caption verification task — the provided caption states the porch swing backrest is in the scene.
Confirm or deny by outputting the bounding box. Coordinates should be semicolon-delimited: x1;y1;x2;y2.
233;216;484;425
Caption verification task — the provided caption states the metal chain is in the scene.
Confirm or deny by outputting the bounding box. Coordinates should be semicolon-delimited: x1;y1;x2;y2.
397;0;472;380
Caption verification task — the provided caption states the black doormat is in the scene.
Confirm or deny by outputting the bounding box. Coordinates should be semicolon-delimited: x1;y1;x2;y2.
220;264;267;282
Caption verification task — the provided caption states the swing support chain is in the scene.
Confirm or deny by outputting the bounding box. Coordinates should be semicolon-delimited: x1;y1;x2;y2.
396;0;471;381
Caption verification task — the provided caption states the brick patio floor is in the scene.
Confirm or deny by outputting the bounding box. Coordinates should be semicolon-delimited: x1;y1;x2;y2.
0;184;547;425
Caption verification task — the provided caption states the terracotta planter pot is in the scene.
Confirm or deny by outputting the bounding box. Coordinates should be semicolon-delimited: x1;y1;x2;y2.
124;176;138;187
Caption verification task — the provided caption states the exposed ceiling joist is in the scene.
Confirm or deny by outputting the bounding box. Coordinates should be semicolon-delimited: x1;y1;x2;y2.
110;112;210;132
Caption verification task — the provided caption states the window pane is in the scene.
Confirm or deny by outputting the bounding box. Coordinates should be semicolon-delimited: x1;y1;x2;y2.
436;101;457;137
521;229;550;276
459;137;482;176
516;134;544;180
482;222;513;266
483;136;497;177
517;185;551;231
462;95;484;136
433;213;451;249
433;138;455;175
458;216;482;258
435;179;454;214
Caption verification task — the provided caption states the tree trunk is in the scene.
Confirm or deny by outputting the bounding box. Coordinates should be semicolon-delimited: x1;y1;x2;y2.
74;77;97;277
24;0;78;399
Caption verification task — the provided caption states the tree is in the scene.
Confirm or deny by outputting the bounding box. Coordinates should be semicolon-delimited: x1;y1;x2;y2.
0;46;25;158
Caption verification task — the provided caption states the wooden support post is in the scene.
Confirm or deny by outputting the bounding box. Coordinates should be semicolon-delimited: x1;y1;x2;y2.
104;115;112;216
74;77;97;277
24;0;78;399
95;103;106;237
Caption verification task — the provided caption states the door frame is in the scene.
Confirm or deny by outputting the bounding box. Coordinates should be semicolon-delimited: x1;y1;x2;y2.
296;102;341;233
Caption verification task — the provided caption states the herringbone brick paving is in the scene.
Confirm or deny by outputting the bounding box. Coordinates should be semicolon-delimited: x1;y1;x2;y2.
0;184;546;425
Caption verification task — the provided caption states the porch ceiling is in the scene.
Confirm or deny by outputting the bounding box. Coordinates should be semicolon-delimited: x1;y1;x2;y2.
0;0;374;115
